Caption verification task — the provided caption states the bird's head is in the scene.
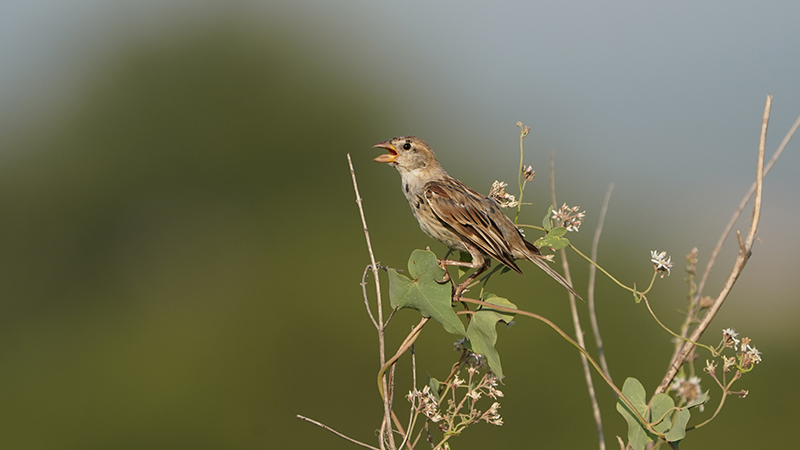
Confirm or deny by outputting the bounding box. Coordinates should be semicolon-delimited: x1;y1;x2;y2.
372;136;439;173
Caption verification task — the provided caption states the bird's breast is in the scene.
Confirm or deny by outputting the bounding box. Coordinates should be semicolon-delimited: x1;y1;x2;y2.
408;194;468;252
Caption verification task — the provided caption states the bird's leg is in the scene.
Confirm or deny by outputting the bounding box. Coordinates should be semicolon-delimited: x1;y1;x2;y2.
436;253;490;298
436;259;480;268
454;259;490;298
429;247;453;284
435;251;474;285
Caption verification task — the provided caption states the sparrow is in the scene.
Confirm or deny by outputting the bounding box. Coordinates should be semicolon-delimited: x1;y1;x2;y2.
372;135;580;298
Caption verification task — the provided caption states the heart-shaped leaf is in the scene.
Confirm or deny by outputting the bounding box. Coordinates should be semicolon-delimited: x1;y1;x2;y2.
466;293;516;379
616;377;653;450
387;249;465;336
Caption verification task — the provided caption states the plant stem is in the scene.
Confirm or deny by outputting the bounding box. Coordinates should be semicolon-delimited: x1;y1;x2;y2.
457;296;654;433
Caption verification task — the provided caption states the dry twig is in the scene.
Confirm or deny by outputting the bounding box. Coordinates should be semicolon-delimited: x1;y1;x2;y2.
589;184;615;383
297;415;380;450
550;152;605;450
655;95;772;395
347;154;396;449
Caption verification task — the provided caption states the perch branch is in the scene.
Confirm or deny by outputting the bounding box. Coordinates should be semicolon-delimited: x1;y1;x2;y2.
348;154;395;449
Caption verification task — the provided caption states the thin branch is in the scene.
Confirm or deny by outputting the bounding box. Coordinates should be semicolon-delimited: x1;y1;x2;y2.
564;241;634;292
411;344;417;395
456;296;650;430
745;96;769;248
297;415;380;450
361;265;379;329
395;346;418;450
642;296;713;354
347;154;395;450
518;221;636;294
392;410;416;450
667;111;800;372
378;318;430;397
550;152;606;450
654;95;772;395
687;371;741;431
694;110;800;299
549;151;557;210
589;184;614;383
515;124;527;223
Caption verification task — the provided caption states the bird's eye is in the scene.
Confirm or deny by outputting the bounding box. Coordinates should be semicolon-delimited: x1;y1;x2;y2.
403;143;412;150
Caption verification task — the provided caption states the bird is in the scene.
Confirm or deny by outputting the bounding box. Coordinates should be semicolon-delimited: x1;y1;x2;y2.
372;135;580;299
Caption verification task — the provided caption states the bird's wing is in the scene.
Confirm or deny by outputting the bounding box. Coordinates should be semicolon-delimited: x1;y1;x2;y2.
423;178;522;273
425;178;582;300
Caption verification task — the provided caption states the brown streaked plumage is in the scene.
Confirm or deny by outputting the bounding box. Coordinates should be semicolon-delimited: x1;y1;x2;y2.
372;135;580;298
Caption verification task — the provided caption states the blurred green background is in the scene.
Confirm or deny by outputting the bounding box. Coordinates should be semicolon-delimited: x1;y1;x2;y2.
1;1;798;449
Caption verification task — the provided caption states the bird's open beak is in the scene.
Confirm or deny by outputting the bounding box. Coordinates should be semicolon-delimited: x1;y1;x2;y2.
372;140;397;163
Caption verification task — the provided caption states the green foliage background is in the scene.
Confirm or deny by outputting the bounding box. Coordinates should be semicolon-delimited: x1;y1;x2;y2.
0;12;796;450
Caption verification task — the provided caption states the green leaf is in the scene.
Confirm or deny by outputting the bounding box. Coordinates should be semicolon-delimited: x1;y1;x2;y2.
686;390;709;409
387;249;465;336
617;378;691;448
632;283;643;304
427;374;441;403
465;293;516;380
665;408;690;443
545;226;568;238
649;393;675;434
616;377;653;450
534;227;570;250
541;205;554;232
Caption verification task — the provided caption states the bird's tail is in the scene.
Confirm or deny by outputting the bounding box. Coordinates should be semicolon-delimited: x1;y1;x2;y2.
528;256;582;300
524;240;582;300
